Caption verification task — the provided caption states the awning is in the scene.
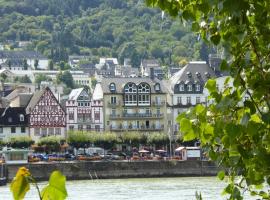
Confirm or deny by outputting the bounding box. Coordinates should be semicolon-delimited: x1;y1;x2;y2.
175;147;185;151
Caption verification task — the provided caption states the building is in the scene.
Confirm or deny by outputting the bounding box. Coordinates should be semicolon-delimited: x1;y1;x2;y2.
68;55;90;68
66;88;92;131
0;107;29;141
91;83;104;131
140;59;165;80
100;77;169;133
168;61;216;133
0;50;49;70
26;87;66;142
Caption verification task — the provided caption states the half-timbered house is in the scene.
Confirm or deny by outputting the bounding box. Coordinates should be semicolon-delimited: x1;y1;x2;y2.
26;87;66;141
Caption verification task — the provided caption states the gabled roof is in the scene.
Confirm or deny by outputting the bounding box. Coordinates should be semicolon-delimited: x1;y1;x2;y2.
170;61;216;90
92;83;103;100
68;88;85;101
0;107;28;126
25;89;44;114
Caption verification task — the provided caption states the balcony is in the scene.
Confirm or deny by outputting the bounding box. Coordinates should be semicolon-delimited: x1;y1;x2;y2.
110;124;164;131
152;101;166;107
107;101;121;107
109;113;164;120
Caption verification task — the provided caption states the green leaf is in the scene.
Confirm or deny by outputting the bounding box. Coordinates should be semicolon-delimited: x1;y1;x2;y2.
218;170;225;180
10;174;30;200
195;104;205;116
41;171;68;200
244;100;256;114
210;32;221;45
180;118;196;141
205;79;217;93
220;60;229;71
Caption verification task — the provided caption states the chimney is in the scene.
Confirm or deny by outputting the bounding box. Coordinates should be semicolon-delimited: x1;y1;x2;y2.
150;67;155;80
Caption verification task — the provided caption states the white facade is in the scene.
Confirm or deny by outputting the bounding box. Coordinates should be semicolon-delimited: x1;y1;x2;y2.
91;83;104;131
29;127;65;142
0;127;29;142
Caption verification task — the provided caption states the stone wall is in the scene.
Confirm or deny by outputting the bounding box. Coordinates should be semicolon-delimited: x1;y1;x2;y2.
5;160;219;181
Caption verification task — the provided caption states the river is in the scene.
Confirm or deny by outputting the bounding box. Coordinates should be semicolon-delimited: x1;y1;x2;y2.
0;177;254;200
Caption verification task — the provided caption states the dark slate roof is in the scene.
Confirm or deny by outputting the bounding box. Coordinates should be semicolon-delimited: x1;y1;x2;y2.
0;107;28;126
0;50;47;60
170;61;216;90
100;77;167;94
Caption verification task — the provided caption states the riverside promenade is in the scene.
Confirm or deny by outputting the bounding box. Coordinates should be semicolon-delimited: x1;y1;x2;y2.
3;160;219;181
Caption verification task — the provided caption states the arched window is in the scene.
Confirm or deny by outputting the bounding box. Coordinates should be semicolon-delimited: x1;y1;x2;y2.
154;83;161;92
109;83;116;92
124;83;137;106
138;83;150;105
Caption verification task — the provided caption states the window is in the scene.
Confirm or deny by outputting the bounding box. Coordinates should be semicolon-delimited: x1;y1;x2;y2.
111;96;116;104
41;128;47;136
154;83;160;92
138;83;150;106
177;97;182;104
195;84;201;92
109;83;116;92
21;127;25;133
187;84;193;91
55;128;61;135
8;117;12;123
11;127;16;133
69;112;74;120
69;126;74;130
86;125;91;131
111;109;116;116
95;125;100;131
19;114;24;121
124;83;137;106
187;97;191;104
196;97;200;104
107;121;110;126
179;84;184;92
0;127;3;134
94;111;100;120
34;128;40;136
48;128;54;136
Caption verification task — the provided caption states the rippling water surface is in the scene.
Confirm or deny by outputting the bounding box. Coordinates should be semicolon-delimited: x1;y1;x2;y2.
0;177;254;200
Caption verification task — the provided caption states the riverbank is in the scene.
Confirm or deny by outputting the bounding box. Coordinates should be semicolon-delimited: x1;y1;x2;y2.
2;160;220;182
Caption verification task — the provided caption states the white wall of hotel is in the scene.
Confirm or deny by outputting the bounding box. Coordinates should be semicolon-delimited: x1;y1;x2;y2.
29;127;66;142
0;126;29;141
91;83;104;131
9;70;90;86
0;58;49;70
0;127;29;142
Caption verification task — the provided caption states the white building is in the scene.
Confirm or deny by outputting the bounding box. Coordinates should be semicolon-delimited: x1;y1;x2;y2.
0;107;29;142
66;88;92;131
168;61;216;133
91;83;104;131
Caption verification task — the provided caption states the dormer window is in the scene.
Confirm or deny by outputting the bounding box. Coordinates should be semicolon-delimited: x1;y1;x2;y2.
109;83;116;92
20;114;24;121
154;83;160;92
195;84;201;92
8;117;12;123
179;84;184;92
195;72;201;77
204;72;210;78
187;84;193;92
187;71;192;78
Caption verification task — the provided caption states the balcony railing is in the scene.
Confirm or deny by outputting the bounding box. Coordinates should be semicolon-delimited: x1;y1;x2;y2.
109;113;164;119
110;125;164;131
152;101;165;106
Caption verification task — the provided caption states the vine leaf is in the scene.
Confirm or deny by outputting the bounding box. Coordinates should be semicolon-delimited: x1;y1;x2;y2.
41;171;68;200
10;167;31;200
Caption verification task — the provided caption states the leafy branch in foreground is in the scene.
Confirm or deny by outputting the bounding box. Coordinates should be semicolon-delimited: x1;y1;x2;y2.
10;167;67;200
146;0;270;199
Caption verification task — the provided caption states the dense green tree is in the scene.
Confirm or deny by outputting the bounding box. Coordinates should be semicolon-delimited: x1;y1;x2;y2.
147;0;270;199
34;59;39;70
34;74;52;84
14;75;32;83
56;71;74;89
8;137;34;149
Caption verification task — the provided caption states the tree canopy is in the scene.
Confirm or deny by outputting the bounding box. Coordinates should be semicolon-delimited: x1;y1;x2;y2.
147;0;270;199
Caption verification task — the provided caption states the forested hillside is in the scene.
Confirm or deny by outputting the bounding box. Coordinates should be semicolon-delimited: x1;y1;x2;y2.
0;0;212;66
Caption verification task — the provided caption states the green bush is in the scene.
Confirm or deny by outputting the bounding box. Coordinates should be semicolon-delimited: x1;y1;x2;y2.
38;136;63;152
8;137;34;149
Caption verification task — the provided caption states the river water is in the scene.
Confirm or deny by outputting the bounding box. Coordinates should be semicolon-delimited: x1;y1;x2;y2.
0;177;254;200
